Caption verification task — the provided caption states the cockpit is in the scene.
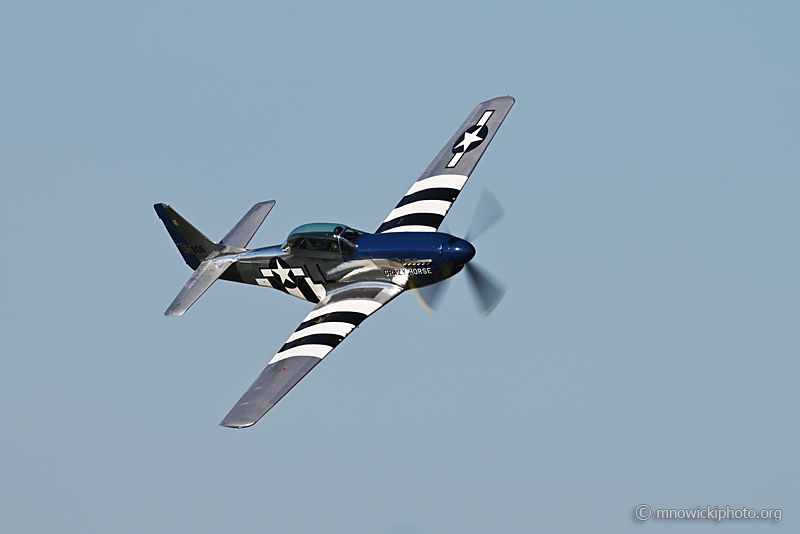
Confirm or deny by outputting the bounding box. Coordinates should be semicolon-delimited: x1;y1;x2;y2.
283;223;365;258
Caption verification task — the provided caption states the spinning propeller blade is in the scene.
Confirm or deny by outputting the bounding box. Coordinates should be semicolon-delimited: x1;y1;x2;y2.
414;188;506;316
465;188;504;242
464;263;506;317
413;280;450;314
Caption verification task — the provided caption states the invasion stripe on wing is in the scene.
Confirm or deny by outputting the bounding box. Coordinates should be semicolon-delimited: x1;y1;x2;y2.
304;299;382;322
377;175;468;233
405;174;468;195
296;311;369;331
286;322;354;343
267;292;395;365
280;333;344;353
395;187;460;208
376;213;445;234
383;200;451;222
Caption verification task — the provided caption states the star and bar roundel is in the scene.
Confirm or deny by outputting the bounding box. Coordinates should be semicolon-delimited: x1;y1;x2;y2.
255;257;327;303
446;109;494;168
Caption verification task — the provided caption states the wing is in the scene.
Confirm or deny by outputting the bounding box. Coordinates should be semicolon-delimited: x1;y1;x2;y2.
219;282;404;428
376;96;515;234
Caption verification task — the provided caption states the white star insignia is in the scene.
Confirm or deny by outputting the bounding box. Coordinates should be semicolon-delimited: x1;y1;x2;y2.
454;129;484;152
272;265;292;284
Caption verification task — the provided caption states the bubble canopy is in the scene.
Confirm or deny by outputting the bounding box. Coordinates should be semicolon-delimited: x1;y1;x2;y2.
284;223;364;254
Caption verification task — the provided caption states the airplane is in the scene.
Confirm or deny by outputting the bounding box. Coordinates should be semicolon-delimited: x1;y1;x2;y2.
155;96;515;428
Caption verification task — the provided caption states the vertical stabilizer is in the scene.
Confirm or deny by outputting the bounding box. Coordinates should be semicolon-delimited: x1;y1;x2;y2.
154;203;226;269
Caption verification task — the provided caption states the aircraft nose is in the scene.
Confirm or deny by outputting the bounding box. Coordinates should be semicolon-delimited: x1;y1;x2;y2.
442;237;476;267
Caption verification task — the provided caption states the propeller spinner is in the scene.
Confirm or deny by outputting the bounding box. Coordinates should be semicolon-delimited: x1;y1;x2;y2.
414;189;507;316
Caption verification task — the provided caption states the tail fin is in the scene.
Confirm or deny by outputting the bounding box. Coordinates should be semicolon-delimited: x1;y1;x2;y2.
154;203;227;269
155;201;276;316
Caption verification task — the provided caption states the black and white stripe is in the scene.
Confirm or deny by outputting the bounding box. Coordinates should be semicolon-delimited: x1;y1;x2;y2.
376;97;515;235
219;283;403;428
377;174;468;233
268;285;400;365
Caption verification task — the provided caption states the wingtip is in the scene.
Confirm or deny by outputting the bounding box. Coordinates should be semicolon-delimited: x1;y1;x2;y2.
165;301;186;316
219;420;256;429
482;95;515;106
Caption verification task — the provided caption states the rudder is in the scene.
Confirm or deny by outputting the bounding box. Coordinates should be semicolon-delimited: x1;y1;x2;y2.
154;203;225;269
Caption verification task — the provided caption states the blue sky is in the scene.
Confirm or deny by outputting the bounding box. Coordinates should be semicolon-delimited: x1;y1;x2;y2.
1;2;798;532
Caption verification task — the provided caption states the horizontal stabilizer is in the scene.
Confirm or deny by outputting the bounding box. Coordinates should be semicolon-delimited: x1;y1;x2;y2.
165;257;237;316
220;201;275;249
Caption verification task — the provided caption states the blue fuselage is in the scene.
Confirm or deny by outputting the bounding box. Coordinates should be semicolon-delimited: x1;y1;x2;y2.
350;232;475;284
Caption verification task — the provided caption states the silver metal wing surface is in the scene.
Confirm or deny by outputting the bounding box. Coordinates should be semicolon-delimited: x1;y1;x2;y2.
219;282;404;428
376;96;515;234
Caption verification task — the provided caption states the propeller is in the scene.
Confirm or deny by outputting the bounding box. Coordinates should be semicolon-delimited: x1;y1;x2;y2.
464;263;506;317
465;189;504;242
414;280;448;313
414;189;506;316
